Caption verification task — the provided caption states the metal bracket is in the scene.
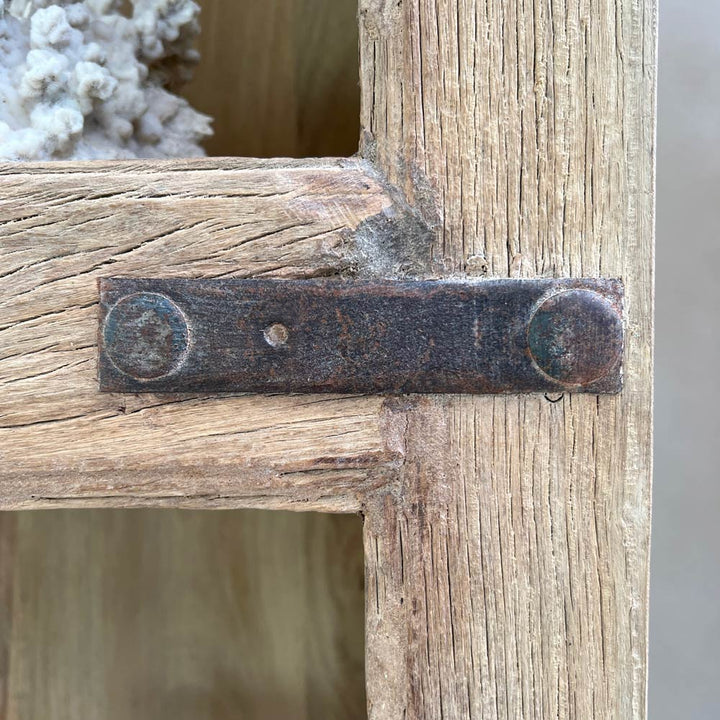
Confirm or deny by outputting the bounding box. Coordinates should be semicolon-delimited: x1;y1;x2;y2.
97;278;623;395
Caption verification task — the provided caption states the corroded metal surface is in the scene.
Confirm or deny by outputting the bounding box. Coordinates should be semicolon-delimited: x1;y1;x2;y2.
102;292;190;380
98;278;624;394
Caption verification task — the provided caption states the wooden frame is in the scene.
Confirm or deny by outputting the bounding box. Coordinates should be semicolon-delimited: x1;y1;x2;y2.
0;1;655;718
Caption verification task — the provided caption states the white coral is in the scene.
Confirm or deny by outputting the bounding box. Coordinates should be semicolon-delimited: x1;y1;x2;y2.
0;0;211;160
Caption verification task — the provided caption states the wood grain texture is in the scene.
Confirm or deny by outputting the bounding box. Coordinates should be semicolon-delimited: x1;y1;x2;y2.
184;0;360;158
359;1;655;719
5;509;365;720
0;158;403;509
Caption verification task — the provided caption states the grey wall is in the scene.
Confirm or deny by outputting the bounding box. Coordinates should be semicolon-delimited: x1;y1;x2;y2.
650;2;720;718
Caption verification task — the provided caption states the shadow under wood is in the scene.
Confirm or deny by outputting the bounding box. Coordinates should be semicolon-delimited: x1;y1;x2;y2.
183;0;361;158
5;510;366;720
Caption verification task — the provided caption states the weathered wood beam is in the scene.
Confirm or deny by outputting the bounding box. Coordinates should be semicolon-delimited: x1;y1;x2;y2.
0;158;408;510
359;1;656;718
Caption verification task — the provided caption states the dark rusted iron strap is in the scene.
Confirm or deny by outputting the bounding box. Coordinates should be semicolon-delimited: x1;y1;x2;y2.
97;278;624;395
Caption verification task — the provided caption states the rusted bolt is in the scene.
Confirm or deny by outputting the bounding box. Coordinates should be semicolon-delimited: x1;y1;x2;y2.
527;289;623;387
103;292;190;380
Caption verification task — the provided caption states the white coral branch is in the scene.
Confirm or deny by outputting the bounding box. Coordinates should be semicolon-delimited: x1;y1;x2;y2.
0;0;211;159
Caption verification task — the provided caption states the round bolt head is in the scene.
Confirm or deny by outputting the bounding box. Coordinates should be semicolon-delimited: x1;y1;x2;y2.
103;292;190;380
527;289;623;387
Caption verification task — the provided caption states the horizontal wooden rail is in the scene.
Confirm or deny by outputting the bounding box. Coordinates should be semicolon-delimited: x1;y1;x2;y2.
0;158;414;510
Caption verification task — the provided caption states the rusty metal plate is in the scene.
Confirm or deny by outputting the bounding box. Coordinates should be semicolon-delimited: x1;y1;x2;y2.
98;278;624;395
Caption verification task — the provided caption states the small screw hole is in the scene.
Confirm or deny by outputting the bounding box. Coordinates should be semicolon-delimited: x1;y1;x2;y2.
263;323;289;348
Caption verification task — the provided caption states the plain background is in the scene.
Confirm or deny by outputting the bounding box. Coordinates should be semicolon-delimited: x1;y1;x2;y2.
650;0;720;718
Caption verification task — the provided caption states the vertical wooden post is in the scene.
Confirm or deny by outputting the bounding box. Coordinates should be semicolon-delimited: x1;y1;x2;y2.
359;1;656;718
